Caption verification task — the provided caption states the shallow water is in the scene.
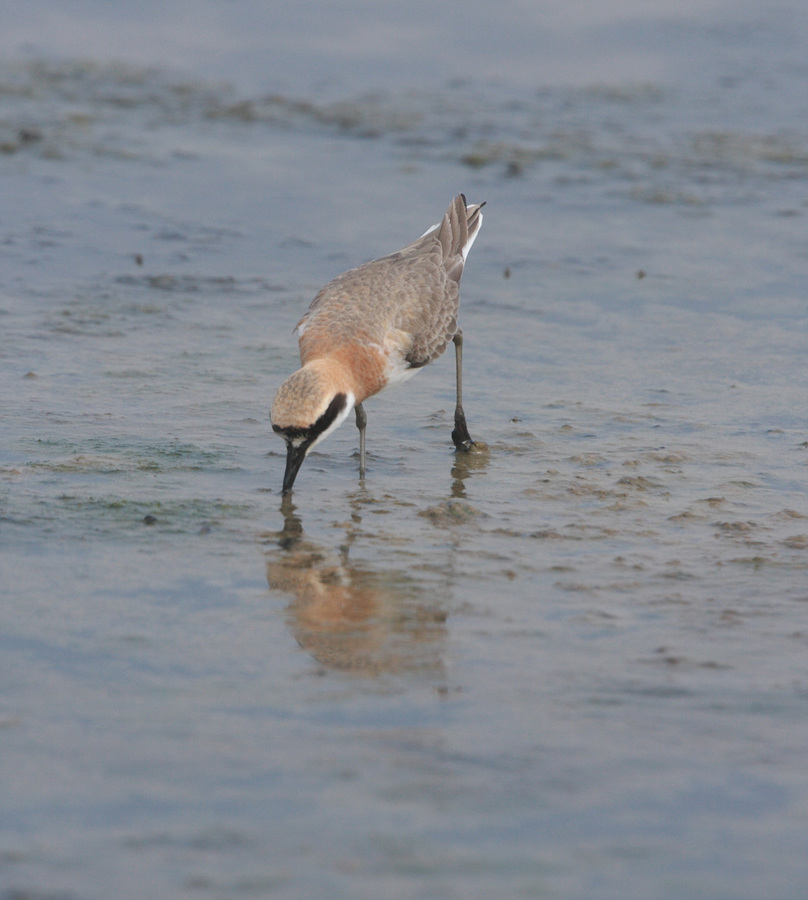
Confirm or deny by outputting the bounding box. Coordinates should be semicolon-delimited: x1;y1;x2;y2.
2;2;808;898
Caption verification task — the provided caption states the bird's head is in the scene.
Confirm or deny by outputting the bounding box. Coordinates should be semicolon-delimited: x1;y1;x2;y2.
271;363;355;495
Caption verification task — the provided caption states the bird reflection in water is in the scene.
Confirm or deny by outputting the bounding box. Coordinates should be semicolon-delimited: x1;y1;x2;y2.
265;495;448;676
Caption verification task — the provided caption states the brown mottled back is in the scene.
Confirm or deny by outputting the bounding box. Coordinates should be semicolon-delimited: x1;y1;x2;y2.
297;195;484;373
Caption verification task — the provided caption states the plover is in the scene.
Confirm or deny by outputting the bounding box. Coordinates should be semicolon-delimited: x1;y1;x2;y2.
271;193;484;495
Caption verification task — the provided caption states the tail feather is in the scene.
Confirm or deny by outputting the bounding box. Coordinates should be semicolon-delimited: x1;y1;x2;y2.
464;198;485;257
438;194;485;282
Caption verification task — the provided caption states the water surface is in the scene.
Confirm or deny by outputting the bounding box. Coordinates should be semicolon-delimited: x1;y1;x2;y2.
1;3;808;898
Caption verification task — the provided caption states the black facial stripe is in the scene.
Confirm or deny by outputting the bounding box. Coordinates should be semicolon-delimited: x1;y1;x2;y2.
310;392;348;439
273;392;348;445
273;422;305;440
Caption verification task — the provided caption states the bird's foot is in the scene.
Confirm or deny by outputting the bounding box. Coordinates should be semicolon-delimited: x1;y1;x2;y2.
452;407;475;451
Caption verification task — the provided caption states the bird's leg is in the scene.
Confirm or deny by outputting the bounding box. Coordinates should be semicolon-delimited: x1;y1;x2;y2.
355;402;367;478
451;331;474;450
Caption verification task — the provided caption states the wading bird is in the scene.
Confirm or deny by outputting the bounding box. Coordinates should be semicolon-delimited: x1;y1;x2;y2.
271;193;484;495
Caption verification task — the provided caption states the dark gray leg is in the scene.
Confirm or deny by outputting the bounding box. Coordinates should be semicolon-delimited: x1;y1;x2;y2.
451;331;474;450
355;402;367;477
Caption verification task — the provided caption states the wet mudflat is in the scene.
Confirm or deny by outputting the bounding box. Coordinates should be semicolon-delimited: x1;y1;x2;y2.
1;3;808;898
